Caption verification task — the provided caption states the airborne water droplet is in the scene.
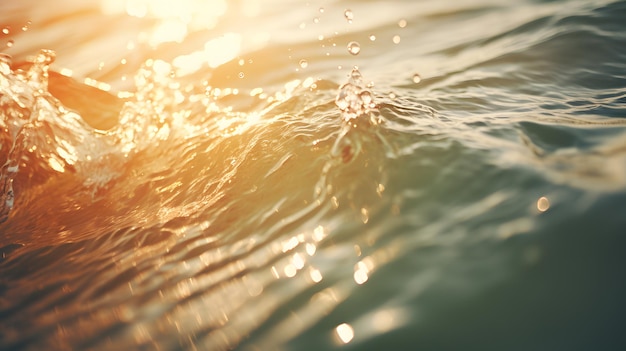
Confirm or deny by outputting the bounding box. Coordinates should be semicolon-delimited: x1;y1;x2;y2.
319;7;325;13
412;73;421;84
398;19;407;28
344;9;353;23
393;35;401;44
350;67;362;83
2;27;9;35
6;40;14;48
369;35;376;41
347;41;360;55
299;59;308;69
238;72;245;78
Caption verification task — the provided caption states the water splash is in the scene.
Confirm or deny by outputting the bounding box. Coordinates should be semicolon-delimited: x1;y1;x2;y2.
0;49;120;222
113;58;181;156
329;66;389;171
0;49;56;222
335;67;377;122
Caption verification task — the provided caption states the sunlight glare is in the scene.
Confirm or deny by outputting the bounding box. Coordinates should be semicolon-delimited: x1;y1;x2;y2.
149;19;187;46
101;0;228;48
335;323;354;344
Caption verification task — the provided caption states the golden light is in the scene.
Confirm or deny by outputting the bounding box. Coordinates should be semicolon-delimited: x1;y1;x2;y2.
309;267;322;283
203;33;242;68
292;253;305;270
353;257;375;285
148;19;188;47
312;225;326;242
172;33;242;76
335;323;355;344
353;269;368;285
371;308;408;333
100;0;229;48
283;264;297;278
305;243;316;256
280;235;300;253
48;157;66;173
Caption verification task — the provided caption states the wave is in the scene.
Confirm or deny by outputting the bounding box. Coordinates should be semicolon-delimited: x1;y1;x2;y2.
2;1;626;350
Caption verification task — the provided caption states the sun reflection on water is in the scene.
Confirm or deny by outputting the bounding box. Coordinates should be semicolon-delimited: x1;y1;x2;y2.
335;323;355;344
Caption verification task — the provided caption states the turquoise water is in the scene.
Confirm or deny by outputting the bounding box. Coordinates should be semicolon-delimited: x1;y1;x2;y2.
1;0;626;350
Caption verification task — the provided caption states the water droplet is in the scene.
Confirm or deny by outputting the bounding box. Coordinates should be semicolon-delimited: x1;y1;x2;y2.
21;21;31;32
6;40;13;48
412;73;421;84
369;35;376;41
344;9;353;23
238;59;245;66
347;41;360;55
537;196;550;212
2;27;9;35
350;67;362;83
313;17;320;24
319;7;325;13
299;59;308;69
398;19;407;28
318;34;324;41
299;22;306;29
389;92;396;100
238;72;245;78
392;35;401;44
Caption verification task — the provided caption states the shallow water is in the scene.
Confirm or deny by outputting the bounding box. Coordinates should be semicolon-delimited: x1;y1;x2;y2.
1;0;626;350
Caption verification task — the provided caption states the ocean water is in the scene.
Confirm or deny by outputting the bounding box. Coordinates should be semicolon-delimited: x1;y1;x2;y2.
1;0;626;350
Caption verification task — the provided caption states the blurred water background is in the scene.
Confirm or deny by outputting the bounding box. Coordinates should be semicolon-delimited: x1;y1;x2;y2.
1;0;626;350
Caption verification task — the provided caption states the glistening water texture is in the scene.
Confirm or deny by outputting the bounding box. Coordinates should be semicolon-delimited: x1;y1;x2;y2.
2;0;626;350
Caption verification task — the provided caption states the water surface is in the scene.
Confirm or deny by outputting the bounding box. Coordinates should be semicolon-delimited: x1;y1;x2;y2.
1;0;626;350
